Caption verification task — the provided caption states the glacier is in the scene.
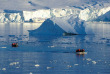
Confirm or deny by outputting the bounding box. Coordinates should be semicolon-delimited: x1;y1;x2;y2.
79;6;110;21
0;6;110;23
0;8;80;23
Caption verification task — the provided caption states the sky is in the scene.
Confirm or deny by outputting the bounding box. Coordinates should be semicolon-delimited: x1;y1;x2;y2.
0;0;110;11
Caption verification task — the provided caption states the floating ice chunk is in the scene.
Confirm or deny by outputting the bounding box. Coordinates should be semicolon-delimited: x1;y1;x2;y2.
35;64;40;67
67;65;72;67
9;62;19;65
92;61;97;64
74;64;79;66
86;58;92;61
16;67;20;68
48;45;55;48
1;47;7;48
47;67;53;69
2;68;6;71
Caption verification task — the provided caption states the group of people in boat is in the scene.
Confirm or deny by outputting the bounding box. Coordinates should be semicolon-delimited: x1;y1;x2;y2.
76;49;85;52
11;43;86;53
12;43;18;47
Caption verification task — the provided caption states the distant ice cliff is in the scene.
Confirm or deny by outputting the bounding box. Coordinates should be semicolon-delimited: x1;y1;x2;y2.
0;6;110;23
0;9;80;23
79;7;110;21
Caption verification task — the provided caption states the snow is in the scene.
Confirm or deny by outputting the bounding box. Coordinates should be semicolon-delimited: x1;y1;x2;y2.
79;7;110;21
0;0;110;22
23;10;51;22
0;13;23;22
0;8;80;23
0;6;110;22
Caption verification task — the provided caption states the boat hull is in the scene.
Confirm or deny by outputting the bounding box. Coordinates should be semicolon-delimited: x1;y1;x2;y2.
76;52;87;55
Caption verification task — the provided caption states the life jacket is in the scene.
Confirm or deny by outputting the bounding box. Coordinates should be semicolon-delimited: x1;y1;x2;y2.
12;43;18;47
76;49;80;52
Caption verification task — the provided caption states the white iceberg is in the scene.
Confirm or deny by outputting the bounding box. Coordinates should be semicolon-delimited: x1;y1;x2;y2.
29;15;89;36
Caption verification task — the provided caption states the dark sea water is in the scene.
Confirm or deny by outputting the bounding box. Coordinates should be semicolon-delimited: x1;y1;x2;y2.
0;22;110;74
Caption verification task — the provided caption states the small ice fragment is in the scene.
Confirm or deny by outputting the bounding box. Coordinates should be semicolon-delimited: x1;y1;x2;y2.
67;65;72;67
16;67;20;68
1;47;7;48
86;58;92;61
2;68;6;71
92;61;97;64
83;58;86;60
47;67;53;69
35;64;40;67
74;64;79;66
9;62;19;65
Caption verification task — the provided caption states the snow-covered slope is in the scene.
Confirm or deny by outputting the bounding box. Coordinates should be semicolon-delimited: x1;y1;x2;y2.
79;7;110;21
0;0;110;22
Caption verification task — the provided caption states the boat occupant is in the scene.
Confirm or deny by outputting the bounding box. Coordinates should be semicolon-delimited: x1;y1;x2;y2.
76;49;85;52
12;43;18;47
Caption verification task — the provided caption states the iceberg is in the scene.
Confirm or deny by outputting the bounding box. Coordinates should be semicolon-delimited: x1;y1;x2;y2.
29;19;65;36
29;16;91;36
52;16;87;34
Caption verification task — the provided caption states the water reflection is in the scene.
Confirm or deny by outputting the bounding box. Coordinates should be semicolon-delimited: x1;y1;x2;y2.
0;22;110;43
0;23;41;42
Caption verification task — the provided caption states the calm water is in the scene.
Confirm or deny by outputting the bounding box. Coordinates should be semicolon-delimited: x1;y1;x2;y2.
0;22;110;74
